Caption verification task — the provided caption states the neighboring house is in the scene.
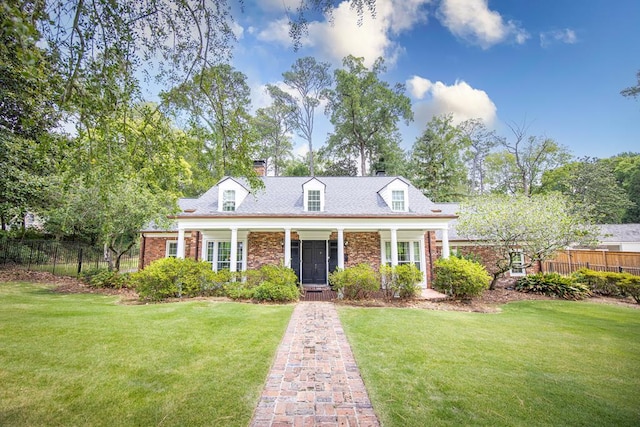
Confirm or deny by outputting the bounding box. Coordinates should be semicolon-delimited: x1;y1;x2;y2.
594;224;640;252
140;163;456;288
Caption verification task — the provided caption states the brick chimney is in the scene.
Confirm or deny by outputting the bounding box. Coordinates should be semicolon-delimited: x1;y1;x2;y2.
253;160;266;177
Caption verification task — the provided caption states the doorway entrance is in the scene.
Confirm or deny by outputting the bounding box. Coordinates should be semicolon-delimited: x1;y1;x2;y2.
302;240;326;284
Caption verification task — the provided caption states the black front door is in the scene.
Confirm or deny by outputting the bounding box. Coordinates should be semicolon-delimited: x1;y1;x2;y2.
302;240;327;284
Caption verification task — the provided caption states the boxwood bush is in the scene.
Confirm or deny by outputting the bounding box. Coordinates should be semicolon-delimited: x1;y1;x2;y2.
379;264;423;300
329;263;379;300
433;256;491;300
131;257;224;301
227;265;300;302
515;273;591;300
573;268;640;303
80;268;129;289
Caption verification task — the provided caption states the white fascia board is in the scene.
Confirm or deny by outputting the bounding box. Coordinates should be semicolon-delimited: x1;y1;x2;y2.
175;216;454;231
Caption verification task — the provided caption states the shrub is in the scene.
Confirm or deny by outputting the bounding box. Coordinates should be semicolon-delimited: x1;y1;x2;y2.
227;265;299;302
380;264;423;300
433;256;491;300
515;273;591;300
131;258;221;301
618;276;640;304
253;280;300;302
81;268;129;289
329;263;379;300
573;269;640;303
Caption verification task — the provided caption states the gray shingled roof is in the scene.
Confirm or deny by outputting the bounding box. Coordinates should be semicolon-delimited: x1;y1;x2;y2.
177;176;452;217
598;224;640;242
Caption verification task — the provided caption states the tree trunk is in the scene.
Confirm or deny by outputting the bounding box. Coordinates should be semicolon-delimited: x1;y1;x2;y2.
490;273;500;290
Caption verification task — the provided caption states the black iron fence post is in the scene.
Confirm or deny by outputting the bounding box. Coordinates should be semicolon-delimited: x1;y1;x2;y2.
77;247;83;275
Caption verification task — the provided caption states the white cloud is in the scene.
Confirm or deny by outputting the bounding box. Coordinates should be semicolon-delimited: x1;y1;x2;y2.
437;0;529;49
231;21;244;40
540;29;578;47
257;0;302;12
257;17;294;47
407;75;433;99
258;0;431;67
408;76;497;126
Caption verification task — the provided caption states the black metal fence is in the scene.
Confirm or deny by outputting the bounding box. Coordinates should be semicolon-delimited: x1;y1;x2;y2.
0;240;139;276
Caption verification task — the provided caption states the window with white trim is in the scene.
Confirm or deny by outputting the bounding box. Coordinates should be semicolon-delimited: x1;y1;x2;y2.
391;190;405;211
205;241;244;271
383;241;421;271
222;190;236;211
307;190;321;212
510;250;526;276
166;241;177;257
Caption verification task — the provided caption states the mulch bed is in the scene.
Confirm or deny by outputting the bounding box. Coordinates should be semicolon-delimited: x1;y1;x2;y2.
1;268;637;311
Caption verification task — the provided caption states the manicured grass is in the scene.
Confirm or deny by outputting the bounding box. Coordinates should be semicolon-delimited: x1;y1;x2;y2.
339;301;640;426
0;282;293;426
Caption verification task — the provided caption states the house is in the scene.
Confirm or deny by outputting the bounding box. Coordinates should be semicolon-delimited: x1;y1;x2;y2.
140;162;456;288
594;224;640;252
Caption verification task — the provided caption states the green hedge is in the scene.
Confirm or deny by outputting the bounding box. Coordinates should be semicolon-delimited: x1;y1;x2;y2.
433;256;491;300
80;268;130;289
379;264;423;300
573;268;640;303
131;258;226;301
329;263;379;300
515;273;591;300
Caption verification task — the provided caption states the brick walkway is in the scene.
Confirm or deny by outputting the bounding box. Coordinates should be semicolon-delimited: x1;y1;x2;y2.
250;302;380;427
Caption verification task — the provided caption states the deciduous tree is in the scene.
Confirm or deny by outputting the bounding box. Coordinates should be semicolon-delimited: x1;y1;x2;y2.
456;194;599;289
410;115;468;202
325;55;413;176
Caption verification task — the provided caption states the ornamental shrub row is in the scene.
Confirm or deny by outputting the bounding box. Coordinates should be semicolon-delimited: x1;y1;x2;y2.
329;263;423;300
129;258;300;302
573;268;640;303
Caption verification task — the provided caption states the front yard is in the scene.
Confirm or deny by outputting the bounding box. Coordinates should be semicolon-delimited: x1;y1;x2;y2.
0;281;292;426
339;301;640;426
1;277;639;426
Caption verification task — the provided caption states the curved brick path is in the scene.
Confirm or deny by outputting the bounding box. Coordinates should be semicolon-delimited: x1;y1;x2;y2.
250;302;380;427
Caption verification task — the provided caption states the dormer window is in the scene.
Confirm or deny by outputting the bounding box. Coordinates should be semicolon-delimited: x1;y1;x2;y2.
302;177;325;212
392;190;405;211
308;190;321;212
223;190;235;211
379;178;410;212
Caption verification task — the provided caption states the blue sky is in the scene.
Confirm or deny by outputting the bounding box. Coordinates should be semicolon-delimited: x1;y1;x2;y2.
227;0;639;160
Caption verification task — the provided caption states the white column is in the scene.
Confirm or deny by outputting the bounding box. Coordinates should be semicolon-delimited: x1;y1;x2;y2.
176;228;185;259
420;234;427;288
442;228;450;259
230;227;238;272
337;228;345;269
284;228;291;268
390;228;398;266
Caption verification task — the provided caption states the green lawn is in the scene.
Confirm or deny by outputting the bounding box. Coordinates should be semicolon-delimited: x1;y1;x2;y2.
0;282;293;426
339;301;640;427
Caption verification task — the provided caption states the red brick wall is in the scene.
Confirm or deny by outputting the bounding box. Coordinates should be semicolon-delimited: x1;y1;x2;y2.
344;232;381;269
139;231;199;269
247;232;286;269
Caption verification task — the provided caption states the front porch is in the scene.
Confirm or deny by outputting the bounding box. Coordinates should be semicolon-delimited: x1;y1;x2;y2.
299;284;447;302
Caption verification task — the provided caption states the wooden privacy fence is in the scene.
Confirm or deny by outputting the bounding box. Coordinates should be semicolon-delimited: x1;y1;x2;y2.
0;240;139;276
543;249;640;276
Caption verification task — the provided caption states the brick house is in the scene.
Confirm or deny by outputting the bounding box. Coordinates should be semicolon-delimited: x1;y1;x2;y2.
140;163;456;289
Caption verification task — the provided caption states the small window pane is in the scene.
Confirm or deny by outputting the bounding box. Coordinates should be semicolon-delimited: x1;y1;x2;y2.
223;190;235;211
206;242;215;265
392;190;405;211
217;241;231;271
167;242;177;257
398;242;410;264
308;190;321;212
236;241;244;271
